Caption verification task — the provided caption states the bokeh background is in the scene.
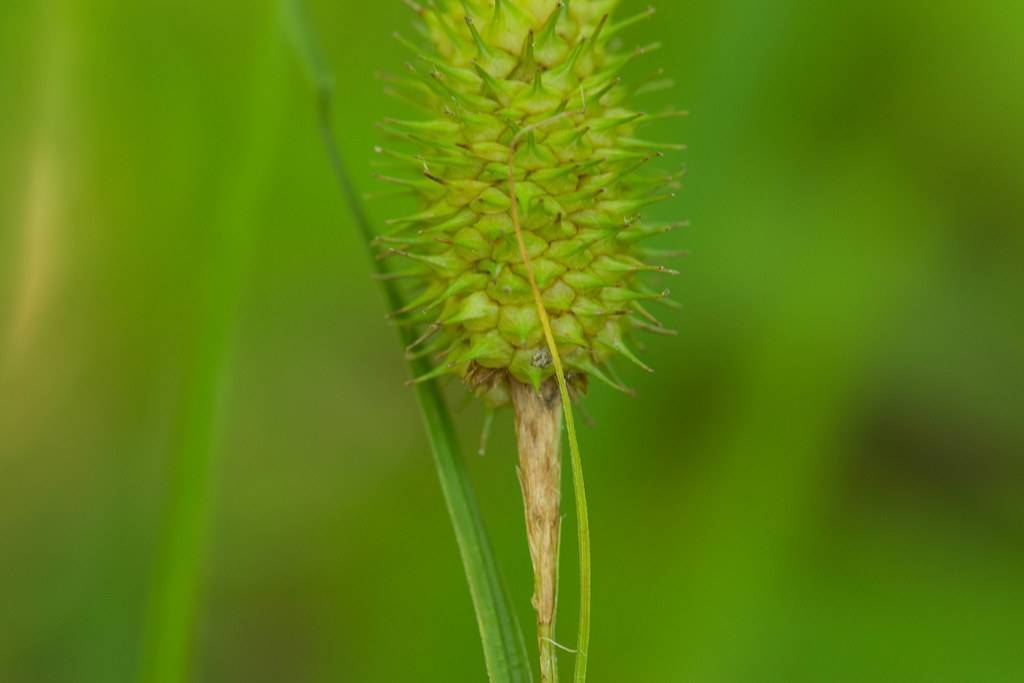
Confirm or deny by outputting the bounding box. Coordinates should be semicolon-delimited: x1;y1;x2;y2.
2;0;1023;681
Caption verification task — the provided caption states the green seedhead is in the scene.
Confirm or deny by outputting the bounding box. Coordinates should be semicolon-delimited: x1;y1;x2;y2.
380;0;683;401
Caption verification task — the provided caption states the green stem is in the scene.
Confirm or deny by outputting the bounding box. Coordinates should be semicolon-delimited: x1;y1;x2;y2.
564;403;591;683
139;12;287;683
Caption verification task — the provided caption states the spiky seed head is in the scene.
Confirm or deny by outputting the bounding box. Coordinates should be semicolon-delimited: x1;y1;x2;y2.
381;0;682;401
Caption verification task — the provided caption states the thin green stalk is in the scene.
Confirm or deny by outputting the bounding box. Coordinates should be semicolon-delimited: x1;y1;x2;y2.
564;402;591;683
282;3;533;681
139;12;287;683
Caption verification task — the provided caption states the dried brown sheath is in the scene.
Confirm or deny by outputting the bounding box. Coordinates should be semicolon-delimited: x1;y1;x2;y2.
511;378;562;682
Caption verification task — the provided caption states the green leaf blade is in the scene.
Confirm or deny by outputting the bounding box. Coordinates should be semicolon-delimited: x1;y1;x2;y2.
282;2;534;680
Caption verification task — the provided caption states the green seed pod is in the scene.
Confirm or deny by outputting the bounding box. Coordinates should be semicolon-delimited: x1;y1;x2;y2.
381;0;682;399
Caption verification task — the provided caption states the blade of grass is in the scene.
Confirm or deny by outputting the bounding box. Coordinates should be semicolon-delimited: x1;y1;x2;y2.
139;12;288;683
281;3;533;681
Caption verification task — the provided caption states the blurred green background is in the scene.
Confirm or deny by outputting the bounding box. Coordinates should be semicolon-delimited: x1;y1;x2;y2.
2;0;1023;681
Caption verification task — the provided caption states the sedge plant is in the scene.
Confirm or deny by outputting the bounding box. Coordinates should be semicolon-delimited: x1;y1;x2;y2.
287;1;683;681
